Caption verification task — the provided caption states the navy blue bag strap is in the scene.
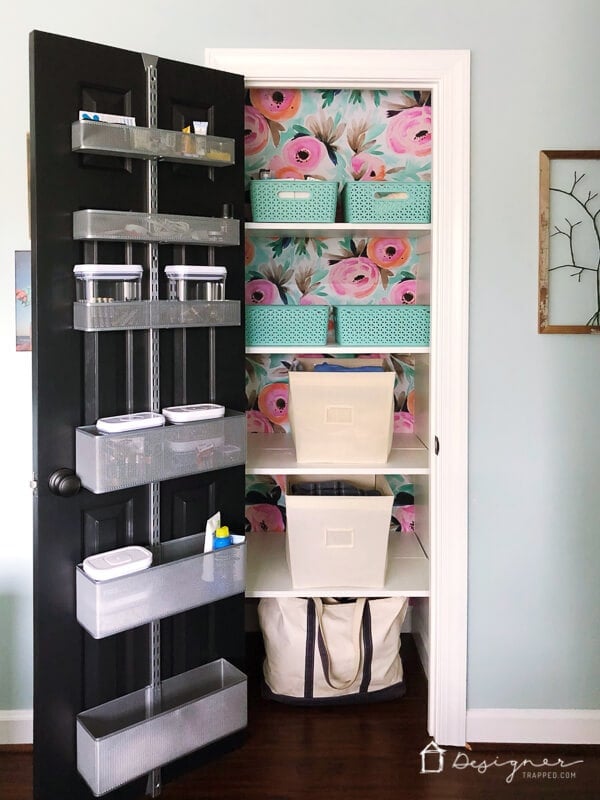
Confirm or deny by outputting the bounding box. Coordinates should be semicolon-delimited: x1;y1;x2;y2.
315;598;368;691
304;598;317;699
359;599;373;693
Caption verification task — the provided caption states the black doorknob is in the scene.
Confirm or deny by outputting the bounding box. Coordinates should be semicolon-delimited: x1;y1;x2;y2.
48;468;81;497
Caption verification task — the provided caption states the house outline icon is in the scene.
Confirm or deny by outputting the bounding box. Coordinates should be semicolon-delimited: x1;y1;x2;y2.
420;740;447;774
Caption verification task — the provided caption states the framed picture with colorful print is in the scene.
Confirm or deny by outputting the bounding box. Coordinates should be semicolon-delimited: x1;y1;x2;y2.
539;149;600;333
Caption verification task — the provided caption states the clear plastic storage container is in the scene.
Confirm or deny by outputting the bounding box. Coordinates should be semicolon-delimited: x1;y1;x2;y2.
74;264;143;303
165;265;227;301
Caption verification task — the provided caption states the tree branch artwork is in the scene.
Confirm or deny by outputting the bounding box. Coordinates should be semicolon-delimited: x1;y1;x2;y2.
539;150;600;333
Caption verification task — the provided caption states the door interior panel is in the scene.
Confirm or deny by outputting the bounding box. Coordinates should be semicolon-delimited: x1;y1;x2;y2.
31;30;246;800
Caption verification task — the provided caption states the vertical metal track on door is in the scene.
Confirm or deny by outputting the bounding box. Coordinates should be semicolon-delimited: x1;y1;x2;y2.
142;52;162;800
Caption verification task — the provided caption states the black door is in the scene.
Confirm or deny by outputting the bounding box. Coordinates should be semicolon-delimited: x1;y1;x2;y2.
30;30;245;800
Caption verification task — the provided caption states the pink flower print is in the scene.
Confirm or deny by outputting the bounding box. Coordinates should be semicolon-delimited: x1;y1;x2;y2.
329;257;379;299
268;155;305;180
393;504;415;533
282;136;326;175
367;237;412;269
245;279;280;305
394;411;414;433
245;503;285;532
246;410;274;434
273;474;287;495
249;89;301;122
299;294;328;305
351;153;386;181
388;279;418;305
258;382;289;425
244;105;269;156
386;106;432;157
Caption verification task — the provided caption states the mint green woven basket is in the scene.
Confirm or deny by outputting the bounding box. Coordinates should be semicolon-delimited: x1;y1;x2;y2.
343;181;431;223
333;305;430;346
250;180;338;223
246;305;330;346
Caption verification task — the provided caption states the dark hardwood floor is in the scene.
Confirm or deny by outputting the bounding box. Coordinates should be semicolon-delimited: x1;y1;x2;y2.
2;634;599;800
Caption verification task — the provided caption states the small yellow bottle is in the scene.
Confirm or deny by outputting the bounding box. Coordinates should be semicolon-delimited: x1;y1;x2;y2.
213;525;232;549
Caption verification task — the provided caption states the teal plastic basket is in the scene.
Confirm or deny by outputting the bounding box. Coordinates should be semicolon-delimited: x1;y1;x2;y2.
246;305;330;346
250;180;338;223
343;181;431;223
333;305;430;346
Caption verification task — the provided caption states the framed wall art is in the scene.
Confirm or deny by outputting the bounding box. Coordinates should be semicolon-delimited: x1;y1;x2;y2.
15;249;32;351
539;150;600;333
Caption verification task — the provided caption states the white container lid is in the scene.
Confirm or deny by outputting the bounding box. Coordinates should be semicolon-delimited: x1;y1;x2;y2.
82;545;152;581
96;411;165;434
164;265;227;280
162;403;225;424
74;264;143;279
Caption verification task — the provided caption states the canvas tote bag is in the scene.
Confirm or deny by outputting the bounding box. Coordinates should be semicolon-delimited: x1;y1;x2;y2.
258;596;408;705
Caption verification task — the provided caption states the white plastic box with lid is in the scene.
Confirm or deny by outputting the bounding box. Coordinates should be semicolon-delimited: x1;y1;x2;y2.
285;474;394;589
73;264;143;302
165;265;227;301
287;357;395;464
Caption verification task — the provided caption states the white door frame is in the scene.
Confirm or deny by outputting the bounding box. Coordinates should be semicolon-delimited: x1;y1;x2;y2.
206;48;470;747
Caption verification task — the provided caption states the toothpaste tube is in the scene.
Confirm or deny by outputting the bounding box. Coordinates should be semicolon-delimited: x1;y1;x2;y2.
79;111;136;126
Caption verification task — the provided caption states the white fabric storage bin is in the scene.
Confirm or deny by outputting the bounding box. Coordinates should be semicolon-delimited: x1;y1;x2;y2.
285;474;393;589
287;358;395;464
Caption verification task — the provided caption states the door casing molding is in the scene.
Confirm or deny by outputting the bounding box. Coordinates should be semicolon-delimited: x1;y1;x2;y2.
206;47;470;746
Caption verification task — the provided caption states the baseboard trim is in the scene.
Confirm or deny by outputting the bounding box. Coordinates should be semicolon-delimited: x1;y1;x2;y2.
467;708;600;745
0;710;33;745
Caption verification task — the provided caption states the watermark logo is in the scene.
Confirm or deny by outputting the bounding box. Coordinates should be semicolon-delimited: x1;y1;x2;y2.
420;740;446;774
419;741;583;783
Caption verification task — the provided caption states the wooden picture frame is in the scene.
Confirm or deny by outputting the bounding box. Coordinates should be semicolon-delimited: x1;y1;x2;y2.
539;149;600;333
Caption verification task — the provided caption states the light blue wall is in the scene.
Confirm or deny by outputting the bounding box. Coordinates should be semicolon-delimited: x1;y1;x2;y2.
1;0;599;714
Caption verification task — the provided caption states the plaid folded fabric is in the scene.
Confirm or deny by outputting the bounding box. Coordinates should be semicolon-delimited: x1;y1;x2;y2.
312;362;384;372
290;480;381;496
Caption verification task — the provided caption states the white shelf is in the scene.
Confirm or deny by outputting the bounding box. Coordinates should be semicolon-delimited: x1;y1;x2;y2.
246;530;429;598
246;344;430;355
246;431;429;475
245;222;432;238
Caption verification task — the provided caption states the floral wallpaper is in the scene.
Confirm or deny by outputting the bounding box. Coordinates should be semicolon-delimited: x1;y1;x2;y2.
246;353;416;436
244;87;431;185
244;88;430;534
245;233;422;307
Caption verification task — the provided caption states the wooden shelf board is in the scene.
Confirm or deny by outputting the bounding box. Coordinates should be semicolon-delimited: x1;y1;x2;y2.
245;222;432;238
246;345;430;355
246;530;429;598
246;432;429;475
